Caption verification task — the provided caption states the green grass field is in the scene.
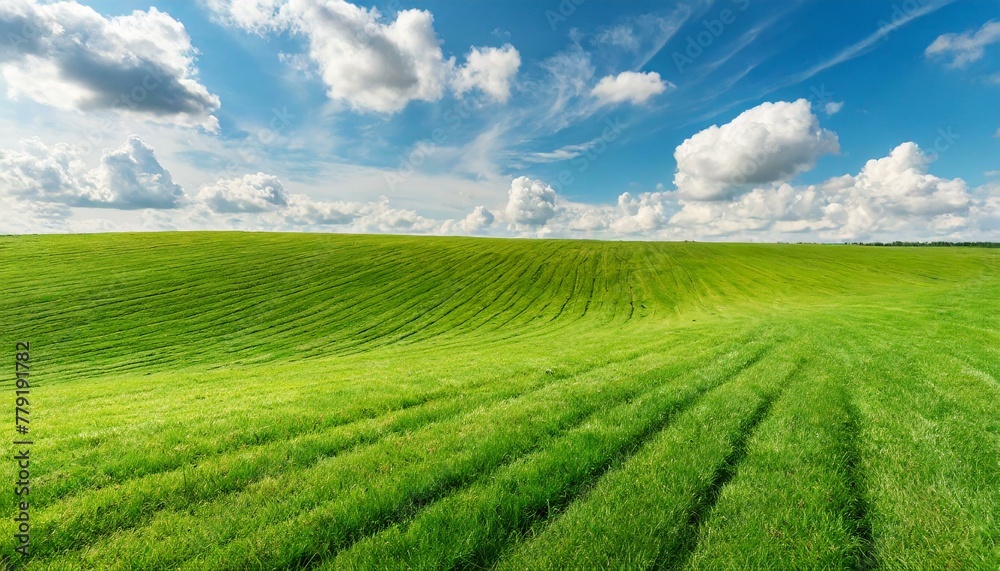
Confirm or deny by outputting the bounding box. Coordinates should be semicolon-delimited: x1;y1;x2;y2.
1;232;997;570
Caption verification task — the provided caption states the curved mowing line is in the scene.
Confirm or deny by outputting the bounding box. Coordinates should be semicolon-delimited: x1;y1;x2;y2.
579;251;600;320
22;339;715;560
305;248;581;359
252;343;777;571
469;246;570;331
371;247;548;341
83;354;717;569
29;338;679;515
24;247;350;329
660;359;802;570
486;256;573;332
483;251;576;331
945;355;1000;390
224;255;468;349
336;344;777;571
547;255;583;324
308;252;524;352
340;252;523;349
37;245;472;370
298;368;701;569
37;324;703;490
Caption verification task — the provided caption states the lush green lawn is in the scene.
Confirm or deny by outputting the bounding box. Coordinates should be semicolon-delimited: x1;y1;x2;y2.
0;232;996;569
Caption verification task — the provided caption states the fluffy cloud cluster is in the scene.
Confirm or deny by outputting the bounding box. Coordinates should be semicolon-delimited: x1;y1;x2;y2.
852;142;968;217
666;141;977;240
280;195;438;233
189;175;441;233
592;71;670;105
0;134;444;234
198;173;289;213
673;99;839;201
926;20;1000;68
611;191;671;234
503;176;557;227
459;206;495;234
0;0;220;129
2;98;996;242
450;98;995;242
0;136;183;209
286;0;448;113
453;45;521;104
207;0;520;113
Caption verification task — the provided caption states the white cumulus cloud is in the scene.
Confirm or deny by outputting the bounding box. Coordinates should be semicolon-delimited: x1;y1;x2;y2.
0;0;220;130
673;99;839;201
504;176;557;227
667;142;976;241
198;173;289;213
848;142;970;217
282;0;449;113
453;44;521;103
208;0;519;113
97;136;185;209
459;206;495;233
611;191;671;234
592;71;670;105
0;135;183;209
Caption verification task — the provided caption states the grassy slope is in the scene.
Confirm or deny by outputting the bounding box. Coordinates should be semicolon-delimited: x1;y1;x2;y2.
0;232;996;570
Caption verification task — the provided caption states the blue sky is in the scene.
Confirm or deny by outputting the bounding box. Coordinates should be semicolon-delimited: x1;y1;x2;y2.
0;0;998;240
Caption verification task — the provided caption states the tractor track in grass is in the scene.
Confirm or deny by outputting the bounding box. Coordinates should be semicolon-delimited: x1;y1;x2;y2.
299;350;758;571
131;347;766;570
29;336;755;565
40;321;723;493
329;245;566;356
482;248;572;331
335;253;516;349
25;243;490;370
356;246;571;349
423;345;776;571
24;341;692;554
843;394;878;571
660;358;801;570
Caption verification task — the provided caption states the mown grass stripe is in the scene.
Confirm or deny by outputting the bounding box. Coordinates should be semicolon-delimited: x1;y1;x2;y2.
322;341;772;571
181;341;771;571
494;352;801;569
678;348;870;570
16;332;723;554
33;331;758;569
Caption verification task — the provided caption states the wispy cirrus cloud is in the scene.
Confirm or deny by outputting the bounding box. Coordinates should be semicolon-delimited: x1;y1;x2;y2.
926;19;1000;68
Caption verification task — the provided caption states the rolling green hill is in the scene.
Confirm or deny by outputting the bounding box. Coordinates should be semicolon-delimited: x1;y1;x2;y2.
1;232;997;569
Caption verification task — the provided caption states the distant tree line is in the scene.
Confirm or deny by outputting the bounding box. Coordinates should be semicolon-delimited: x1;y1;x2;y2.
844;241;1000;248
